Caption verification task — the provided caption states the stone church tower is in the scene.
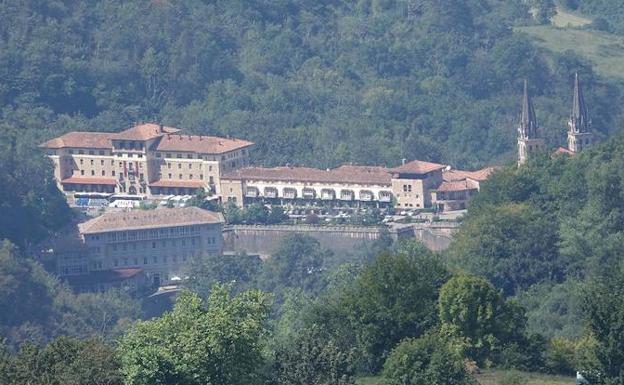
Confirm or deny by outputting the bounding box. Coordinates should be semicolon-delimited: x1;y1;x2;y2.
567;73;593;153
518;80;544;166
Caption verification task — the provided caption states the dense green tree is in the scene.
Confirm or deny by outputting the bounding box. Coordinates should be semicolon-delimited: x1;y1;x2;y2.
308;242;450;373
515;280;584;339
267;206;288;224
118;286;271;385
4;337;122;385
439;274;527;365
581;273;624;384
243;203;270;224
274;324;355;385
259;234;331;295
382;333;476;385
1;0;619;184
183;252;262;297
0;239;141;347
448;202;561;295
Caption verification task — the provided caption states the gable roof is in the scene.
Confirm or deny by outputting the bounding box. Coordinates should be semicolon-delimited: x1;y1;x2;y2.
435;179;479;192
388;160;447;175
443;167;495;182
154;134;254;154
79;207;223;234
40;132;113;149
222;165;392;185
110;123;180;141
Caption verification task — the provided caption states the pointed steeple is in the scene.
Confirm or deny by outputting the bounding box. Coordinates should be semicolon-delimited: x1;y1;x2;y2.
519;79;538;139
569;72;591;133
567;73;593;153
517;80;544;166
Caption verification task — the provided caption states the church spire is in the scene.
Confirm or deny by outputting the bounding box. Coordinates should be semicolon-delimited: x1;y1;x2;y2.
569;72;590;133
567;73;593;153
519;79;538;139
517;80;544;166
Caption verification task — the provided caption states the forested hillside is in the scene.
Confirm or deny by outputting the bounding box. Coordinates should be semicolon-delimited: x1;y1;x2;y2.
439;134;624;383
562;0;624;34
4;1;624;384
1;0;621;172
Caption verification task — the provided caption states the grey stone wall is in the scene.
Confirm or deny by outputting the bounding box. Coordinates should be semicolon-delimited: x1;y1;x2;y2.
222;223;457;258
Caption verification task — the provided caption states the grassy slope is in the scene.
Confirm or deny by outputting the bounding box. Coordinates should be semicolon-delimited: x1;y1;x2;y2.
551;6;592;28
516;9;624;80
357;370;574;385
475;370;573;385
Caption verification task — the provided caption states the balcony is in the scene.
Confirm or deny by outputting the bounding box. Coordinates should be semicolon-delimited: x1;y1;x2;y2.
283;188;297;199
321;189;336;200
340;189;354;201
264;187;278;199
379;191;393;202
359;190;374;201
302;188;316;199
245;186;259;198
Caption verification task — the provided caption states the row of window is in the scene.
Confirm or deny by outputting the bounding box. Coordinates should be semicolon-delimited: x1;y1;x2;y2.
64;147;247;159
166;162;213;171
113;141;144;150
116;152;143;158
162;173;214;182
154;149;246;160
113;254;189;267
102;226;211;242
110;237;201;251
68;149;108;155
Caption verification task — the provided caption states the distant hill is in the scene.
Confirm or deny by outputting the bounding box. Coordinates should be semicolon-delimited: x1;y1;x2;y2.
516;7;624;81
1;0;622;174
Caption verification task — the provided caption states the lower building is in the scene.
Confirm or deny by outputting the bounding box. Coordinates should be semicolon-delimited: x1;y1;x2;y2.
431;168;494;211
74;207;224;287
221;160;493;211
220;164;395;208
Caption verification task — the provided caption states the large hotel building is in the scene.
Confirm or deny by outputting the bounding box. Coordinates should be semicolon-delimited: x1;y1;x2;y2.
41;123;254;197
41;123;493;211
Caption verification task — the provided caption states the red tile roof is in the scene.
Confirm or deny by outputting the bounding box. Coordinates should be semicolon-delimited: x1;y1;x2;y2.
41;132;113;149
154;134;254;154
61;177;117;185
222;165;392;185
554;147;574;155
389;160;447;175
435;179;479;192
111;123;180;141
443;167;495;182
149;179;204;188
79;207;223;234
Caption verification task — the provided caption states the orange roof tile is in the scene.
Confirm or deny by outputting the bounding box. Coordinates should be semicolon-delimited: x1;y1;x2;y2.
435;179;479;192
61;177;117;185
389;160;447;175
78;207;224;234
154;134;254;154
222;165;392;185
149;179;204;188
554;147;574;155
41;132;113;149
443;167;495;182
110;123;180;141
